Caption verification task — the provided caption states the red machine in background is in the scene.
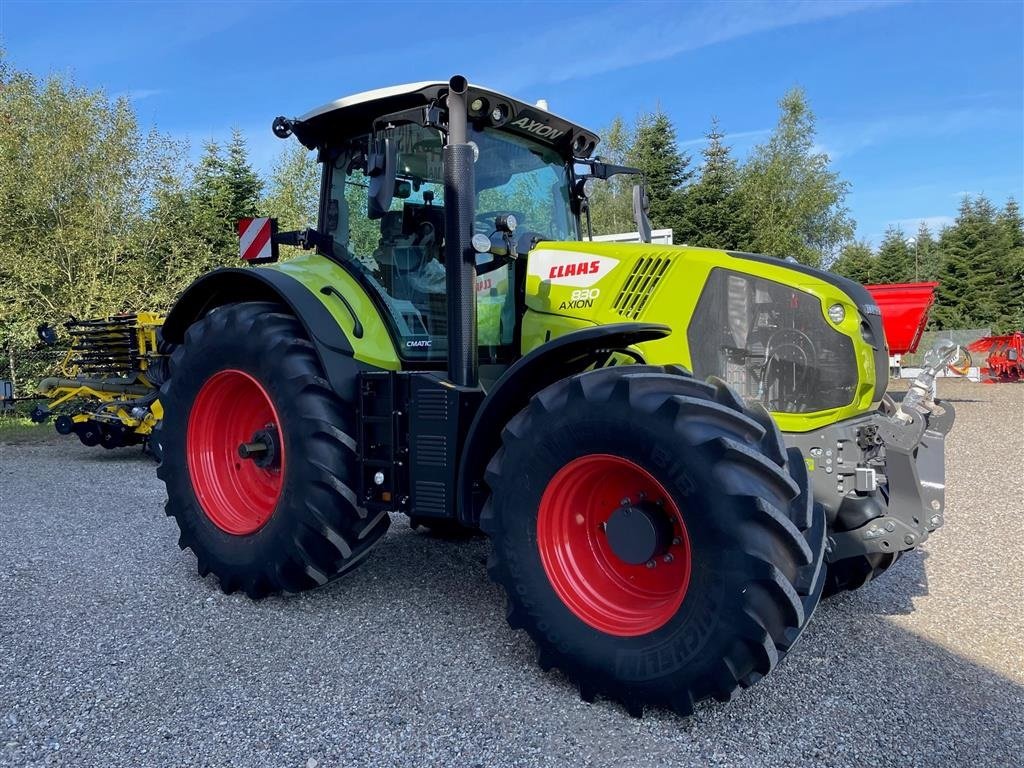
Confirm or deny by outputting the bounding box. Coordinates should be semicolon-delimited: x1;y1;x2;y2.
865;282;939;356
967;332;1024;382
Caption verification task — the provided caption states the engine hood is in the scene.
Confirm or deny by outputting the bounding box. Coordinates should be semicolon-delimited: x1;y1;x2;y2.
520;241;889;429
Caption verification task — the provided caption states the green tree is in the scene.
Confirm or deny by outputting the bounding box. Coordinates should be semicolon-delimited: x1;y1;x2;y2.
911;222;938;282
677;117;751;248
932;195;1017;330
0;57;180;388
830;240;878;284
262;143;320;259
626;110;691;235
872;227;914;284
994;197;1024;329
188;130;263;261
737;88;854;266
587;117;635;236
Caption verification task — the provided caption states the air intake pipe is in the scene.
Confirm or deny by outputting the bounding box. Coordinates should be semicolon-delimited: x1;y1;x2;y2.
443;75;479;388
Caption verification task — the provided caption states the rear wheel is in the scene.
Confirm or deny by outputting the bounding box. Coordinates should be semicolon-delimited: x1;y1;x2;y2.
156;302;389;598
482;366;826;716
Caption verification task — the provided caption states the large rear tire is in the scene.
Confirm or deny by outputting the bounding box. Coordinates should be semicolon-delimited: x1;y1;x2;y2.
482;366;826;716
155;302;389;598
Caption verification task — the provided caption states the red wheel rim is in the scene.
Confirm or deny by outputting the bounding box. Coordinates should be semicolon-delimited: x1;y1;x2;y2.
537;454;691;637
186;369;285;535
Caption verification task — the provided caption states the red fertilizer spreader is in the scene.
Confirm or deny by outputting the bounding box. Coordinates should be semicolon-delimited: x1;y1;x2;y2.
865;282;939;357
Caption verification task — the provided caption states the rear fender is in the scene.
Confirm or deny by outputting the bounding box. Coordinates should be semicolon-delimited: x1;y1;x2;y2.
163;261;398;400
455;322;671;526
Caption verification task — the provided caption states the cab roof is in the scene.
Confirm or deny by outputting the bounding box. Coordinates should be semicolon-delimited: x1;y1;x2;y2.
290;81;599;159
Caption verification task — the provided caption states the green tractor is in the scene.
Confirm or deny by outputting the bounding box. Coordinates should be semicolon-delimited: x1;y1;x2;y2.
157;77;954;716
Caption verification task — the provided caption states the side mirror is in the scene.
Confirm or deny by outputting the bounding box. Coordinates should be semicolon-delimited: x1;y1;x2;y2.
368;136;398;220
632;184;652;244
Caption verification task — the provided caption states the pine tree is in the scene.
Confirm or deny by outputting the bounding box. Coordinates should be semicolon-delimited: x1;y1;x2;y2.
677;117;751;248
224;128;263;220
995;197;1024;330
626;110;691;236
737;88;854;266
188;131;263;261
830;240;878;284
932;196;1012;330
190;139;230;252
873;227;915;284
912;222;938;282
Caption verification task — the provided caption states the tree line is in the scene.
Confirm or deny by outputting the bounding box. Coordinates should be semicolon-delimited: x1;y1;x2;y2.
2;55;1021;392
586;89;854;268
0;57;317;390
587;95;1023;332
829;198;1023;331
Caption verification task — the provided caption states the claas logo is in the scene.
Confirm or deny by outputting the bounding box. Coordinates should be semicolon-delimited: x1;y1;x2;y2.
549;260;601;279
527;250;619;288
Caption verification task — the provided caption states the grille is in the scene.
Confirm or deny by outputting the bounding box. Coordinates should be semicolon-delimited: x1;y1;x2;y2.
415;435;447;467
613;257;673;319
415;389;448;421
414;481;447;516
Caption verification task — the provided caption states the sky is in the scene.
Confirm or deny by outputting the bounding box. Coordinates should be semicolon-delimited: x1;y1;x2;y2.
1;0;1022;245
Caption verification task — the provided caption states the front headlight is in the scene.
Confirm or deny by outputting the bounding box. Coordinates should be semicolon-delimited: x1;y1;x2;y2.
827;303;846;325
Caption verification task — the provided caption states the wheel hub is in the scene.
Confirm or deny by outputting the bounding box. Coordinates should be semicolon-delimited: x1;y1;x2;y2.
238;425;280;469
605;500;674;565
536;454;692;637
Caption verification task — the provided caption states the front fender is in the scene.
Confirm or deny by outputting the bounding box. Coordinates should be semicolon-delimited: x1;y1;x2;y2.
456;322;671;526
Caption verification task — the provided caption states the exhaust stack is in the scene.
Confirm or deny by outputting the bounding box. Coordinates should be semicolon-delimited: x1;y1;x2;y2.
443;75;479;388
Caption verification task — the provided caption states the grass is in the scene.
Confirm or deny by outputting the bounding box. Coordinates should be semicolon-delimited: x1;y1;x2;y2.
0;415;56;444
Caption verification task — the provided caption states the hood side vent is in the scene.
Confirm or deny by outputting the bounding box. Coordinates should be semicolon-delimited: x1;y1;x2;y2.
612;257;673;319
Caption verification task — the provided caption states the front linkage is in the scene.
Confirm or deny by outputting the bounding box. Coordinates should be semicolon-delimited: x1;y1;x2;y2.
786;340;957;592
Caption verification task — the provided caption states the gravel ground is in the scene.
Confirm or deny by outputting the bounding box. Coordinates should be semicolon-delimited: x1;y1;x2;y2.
1;379;1022;768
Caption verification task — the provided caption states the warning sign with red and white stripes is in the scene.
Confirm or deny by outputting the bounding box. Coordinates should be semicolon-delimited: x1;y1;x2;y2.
237;217;277;263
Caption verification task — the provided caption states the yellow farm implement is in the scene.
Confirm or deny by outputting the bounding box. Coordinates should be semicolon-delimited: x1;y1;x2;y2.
31;313;171;452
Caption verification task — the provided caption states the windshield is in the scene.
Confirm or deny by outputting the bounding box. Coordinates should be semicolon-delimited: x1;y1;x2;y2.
326;124;574;361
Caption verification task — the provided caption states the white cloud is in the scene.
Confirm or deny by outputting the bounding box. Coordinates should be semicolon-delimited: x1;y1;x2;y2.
679;105;1018;163
479;1;898;92
817;107;1018;163
112;88;162;102
678;127;770;148
890;215;955;234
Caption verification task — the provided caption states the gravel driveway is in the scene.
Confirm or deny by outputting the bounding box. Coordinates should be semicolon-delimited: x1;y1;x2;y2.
1;379;1021;767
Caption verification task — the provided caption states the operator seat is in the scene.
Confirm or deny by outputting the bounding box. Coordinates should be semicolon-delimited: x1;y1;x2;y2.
374;211;447;337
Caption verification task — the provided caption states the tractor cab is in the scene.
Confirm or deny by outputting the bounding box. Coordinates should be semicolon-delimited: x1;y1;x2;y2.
276;80;604;370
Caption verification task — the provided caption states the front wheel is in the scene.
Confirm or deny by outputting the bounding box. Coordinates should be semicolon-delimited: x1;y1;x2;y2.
155;302;389;598
482;366;825;716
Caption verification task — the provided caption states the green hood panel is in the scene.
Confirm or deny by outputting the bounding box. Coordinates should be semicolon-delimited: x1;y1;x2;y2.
520;241;883;433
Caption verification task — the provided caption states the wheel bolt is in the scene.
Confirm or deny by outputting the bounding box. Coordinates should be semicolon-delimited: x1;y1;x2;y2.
620;497;631;506
663;553;673;563
645;560;656;569
672;537;681;546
